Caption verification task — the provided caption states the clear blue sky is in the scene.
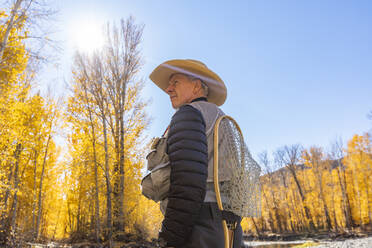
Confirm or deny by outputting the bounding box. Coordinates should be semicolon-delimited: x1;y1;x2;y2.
42;0;372;158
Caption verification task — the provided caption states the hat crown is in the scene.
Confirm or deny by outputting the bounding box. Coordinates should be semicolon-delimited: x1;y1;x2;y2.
186;59;208;68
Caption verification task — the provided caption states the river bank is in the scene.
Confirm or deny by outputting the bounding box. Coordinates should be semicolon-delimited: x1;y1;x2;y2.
25;236;372;248
310;237;372;248
243;231;372;248
244;237;372;247
26;236;372;248
24;232;372;248
244;230;371;241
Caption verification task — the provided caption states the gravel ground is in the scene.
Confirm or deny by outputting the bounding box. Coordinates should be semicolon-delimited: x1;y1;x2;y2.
244;237;372;248
310;237;372;248
244;240;310;247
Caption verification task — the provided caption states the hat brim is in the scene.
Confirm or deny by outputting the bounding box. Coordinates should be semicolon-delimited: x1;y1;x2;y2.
149;59;227;106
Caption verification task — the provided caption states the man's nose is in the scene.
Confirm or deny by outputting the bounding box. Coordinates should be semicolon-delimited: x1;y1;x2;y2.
165;84;173;94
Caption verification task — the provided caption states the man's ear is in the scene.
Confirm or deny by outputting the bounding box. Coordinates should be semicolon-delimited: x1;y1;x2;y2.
192;80;202;94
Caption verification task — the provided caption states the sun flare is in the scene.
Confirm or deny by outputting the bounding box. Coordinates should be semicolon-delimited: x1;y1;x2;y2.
69;16;105;53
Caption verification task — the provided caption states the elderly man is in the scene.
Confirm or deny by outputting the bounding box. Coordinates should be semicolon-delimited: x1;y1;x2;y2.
147;59;243;248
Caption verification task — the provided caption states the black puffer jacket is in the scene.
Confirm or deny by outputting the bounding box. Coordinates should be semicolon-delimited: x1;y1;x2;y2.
159;104;208;247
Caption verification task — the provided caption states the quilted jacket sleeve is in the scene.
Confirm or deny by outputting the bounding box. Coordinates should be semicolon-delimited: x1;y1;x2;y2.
159;105;208;247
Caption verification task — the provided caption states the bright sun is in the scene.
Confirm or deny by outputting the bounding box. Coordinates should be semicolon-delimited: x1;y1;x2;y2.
69;15;105;53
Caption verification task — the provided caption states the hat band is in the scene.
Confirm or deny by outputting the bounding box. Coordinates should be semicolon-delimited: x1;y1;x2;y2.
162;63;222;87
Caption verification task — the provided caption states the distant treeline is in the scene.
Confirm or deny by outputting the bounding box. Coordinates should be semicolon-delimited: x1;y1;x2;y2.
242;135;372;234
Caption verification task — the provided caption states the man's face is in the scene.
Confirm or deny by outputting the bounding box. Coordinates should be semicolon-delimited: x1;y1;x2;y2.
166;73;198;109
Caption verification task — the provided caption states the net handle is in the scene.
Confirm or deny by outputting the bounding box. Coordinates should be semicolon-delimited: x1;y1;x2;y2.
213;115;243;248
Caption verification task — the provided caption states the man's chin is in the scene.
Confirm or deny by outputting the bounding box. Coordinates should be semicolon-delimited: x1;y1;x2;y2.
170;100;179;109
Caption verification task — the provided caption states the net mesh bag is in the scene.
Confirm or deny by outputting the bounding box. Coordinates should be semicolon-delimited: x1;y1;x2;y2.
217;116;261;217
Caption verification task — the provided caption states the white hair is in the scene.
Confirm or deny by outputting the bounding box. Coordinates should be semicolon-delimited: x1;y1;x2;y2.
186;75;209;97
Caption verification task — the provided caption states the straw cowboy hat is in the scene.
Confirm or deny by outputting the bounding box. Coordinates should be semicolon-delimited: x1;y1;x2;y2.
149;59;227;106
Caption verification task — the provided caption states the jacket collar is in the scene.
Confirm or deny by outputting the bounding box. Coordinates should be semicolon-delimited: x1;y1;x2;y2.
191;97;208;103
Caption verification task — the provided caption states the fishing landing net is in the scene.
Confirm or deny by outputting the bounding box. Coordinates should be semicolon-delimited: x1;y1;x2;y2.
214;116;261;218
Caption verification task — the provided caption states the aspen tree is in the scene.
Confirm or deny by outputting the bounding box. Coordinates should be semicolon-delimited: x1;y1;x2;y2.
344;134;372;228
66;17;149;245
303;147;332;230
330;139;354;228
